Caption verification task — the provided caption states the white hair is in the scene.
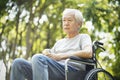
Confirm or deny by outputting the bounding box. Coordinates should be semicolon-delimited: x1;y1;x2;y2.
63;8;83;27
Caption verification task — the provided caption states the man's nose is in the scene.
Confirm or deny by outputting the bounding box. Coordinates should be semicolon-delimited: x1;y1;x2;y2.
64;21;69;25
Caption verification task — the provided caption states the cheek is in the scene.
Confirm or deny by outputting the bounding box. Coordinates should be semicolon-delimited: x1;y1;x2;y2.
72;25;79;31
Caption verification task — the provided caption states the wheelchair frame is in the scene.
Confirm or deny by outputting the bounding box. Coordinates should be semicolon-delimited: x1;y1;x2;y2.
64;41;114;80
65;58;96;80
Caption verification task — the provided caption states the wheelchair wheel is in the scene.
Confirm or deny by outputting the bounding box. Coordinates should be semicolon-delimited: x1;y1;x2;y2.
84;68;114;80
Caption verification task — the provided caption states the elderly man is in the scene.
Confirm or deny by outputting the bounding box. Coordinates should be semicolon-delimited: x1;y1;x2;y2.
10;8;92;80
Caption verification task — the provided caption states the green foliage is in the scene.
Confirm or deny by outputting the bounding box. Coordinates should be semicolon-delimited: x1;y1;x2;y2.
112;57;120;79
0;0;8;16
0;0;120;80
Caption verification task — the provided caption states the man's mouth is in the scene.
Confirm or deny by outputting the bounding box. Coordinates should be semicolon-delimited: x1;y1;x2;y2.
64;28;69;30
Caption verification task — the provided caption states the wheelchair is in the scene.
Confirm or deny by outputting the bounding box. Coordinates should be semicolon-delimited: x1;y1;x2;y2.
65;41;115;80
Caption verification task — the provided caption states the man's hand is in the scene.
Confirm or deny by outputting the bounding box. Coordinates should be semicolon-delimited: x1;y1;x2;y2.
47;53;62;61
42;49;63;61
42;49;50;56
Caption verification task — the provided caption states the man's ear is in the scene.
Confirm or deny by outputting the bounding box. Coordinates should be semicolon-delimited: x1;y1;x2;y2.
77;22;81;28
77;22;82;30
79;21;82;27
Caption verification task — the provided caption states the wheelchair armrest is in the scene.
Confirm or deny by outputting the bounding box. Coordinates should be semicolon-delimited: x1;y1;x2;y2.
69;56;95;63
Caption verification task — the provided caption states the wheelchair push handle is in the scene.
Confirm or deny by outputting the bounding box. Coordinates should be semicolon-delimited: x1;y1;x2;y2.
93;41;105;51
94;41;103;45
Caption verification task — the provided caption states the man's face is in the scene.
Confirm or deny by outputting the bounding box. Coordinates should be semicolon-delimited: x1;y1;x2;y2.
62;13;80;34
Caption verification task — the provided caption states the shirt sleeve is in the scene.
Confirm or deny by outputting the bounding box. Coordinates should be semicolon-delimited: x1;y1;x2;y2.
80;34;92;49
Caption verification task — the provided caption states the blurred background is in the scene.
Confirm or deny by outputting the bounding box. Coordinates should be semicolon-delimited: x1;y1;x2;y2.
0;0;120;80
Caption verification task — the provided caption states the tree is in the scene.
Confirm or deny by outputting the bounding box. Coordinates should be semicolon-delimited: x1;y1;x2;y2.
0;0;120;80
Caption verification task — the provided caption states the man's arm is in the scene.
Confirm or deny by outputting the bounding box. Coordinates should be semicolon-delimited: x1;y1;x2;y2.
42;45;92;61
59;45;92;59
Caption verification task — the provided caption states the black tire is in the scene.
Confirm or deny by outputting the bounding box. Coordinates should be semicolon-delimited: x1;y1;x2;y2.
84;68;114;80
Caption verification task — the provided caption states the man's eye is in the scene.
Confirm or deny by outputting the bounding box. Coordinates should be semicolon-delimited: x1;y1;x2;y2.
68;19;72;21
